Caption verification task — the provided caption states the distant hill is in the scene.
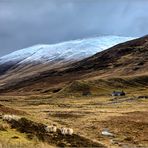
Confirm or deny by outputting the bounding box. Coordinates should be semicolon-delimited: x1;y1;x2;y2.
64;35;148;77
0;36;147;95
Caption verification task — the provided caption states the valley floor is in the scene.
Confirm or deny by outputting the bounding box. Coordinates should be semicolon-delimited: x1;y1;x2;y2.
0;89;148;148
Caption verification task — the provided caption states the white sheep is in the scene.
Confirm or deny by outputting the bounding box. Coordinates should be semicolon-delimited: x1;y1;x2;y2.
51;125;57;132
45;126;52;132
66;128;74;135
45;126;53;132
2;115;12;121
45;125;57;133
60;127;74;135
2;115;21;122
11;115;21;121
60;127;67;135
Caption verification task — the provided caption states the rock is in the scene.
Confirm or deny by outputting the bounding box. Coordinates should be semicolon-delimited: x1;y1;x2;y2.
101;129;114;137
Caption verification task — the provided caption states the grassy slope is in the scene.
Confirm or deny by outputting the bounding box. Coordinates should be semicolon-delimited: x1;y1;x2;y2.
57;75;148;97
0;36;147;147
0;119;54;148
0;85;148;148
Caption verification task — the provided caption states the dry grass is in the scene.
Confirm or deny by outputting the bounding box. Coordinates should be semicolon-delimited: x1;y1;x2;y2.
0;119;54;148
0;85;148;147
0;138;54;148
0;123;10;131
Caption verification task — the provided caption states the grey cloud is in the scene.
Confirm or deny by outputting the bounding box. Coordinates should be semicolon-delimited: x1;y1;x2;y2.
0;0;148;56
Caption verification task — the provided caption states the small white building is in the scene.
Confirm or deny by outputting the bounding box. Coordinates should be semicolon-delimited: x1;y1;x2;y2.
112;90;125;96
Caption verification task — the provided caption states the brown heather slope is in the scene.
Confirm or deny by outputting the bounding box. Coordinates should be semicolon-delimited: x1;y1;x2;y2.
64;35;148;76
0;36;148;94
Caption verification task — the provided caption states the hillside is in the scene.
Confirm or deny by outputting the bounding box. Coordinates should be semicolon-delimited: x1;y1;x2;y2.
0;36;147;94
0;36;134;91
64;35;148;76
0;36;148;148
0;36;133;75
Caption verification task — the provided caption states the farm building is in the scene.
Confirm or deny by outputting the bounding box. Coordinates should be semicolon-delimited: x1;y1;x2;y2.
112;90;125;96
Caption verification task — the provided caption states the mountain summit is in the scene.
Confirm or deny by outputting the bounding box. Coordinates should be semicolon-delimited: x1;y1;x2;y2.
0;36;134;73
0;35;137;92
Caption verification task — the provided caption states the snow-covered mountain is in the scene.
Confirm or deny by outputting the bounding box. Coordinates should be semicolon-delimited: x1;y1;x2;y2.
0;36;135;65
2;35;146;93
0;35;136;88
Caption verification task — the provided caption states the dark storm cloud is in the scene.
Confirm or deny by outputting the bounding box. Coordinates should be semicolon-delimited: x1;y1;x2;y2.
0;0;148;56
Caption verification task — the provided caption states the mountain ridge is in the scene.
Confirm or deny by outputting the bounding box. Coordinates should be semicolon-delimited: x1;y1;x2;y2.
0;35;148;94
0;36;134;84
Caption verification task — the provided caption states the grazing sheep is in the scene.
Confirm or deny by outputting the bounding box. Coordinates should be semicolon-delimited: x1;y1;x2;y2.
11;115;21;121
60;127;74;135
45;126;52;132
2;115;21;122
60;127;67;135
45;125;57;133
51;125;57;132
2;115;11;121
67;128;74;135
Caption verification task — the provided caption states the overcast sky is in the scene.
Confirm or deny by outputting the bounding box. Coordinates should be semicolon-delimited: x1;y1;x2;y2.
0;0;148;56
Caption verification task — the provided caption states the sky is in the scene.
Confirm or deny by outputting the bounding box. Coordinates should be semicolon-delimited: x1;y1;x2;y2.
0;0;148;56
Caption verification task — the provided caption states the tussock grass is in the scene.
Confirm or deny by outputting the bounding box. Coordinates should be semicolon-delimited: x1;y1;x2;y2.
0;119;53;148
56;75;148;97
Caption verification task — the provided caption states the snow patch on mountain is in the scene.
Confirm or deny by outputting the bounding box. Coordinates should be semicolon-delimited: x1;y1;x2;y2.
0;36;135;65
